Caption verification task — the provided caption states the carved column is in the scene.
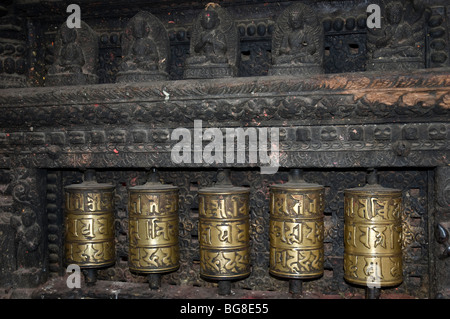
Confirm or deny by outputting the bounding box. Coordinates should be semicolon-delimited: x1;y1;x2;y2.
5;167;47;287
0;1;28;88
426;6;449;68
434;166;450;298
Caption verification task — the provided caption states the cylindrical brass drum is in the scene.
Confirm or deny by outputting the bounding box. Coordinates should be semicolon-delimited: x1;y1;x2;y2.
128;180;180;275
269;174;325;280
198;186;251;281
344;183;403;288
64;171;116;269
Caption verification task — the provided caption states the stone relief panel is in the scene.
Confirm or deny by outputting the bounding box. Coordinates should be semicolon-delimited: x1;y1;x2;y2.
269;3;323;76
0;1;28;88
17;0;448;83
184;3;239;79
1;168;47;287
45;20;98;86
117;11;170;82
367;0;430;71
0;0;447;298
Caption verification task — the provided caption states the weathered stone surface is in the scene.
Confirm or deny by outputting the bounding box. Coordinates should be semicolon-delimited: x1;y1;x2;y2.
0;0;449;299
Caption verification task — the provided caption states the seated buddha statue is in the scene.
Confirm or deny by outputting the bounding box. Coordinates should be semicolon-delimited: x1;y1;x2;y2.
371;1;421;59
49;27;85;74
186;9;228;65
274;9;317;65
120;16;159;72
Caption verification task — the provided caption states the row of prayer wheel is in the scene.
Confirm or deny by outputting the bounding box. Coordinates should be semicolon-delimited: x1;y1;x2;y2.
64;168;403;298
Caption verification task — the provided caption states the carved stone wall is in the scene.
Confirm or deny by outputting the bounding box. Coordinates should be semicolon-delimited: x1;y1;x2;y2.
0;0;449;299
0;69;446;298
9;0;450;86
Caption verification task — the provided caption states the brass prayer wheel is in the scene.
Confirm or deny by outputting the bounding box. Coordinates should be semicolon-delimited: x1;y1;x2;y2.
198;170;251;293
269;169;325;284
64;170;116;272
128;171;180;285
344;171;403;291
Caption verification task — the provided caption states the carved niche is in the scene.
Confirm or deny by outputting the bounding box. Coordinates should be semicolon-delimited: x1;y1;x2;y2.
184;3;239;79
367;0;430;71
116;11;170;82
269;3;324;76
45;21;98;86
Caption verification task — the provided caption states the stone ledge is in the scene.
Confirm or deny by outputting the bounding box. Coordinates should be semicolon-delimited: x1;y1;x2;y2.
25;277;417;299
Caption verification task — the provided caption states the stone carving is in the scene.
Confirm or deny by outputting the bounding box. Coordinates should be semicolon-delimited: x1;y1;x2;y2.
427;7;449;68
6;168;47;287
184;3;239;79
10;207;42;269
46;21;98;86
117;11;169;82
269;3;323;76
0;1;28;88
323;15;367;74
367;0;430;71
0;0;447;298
